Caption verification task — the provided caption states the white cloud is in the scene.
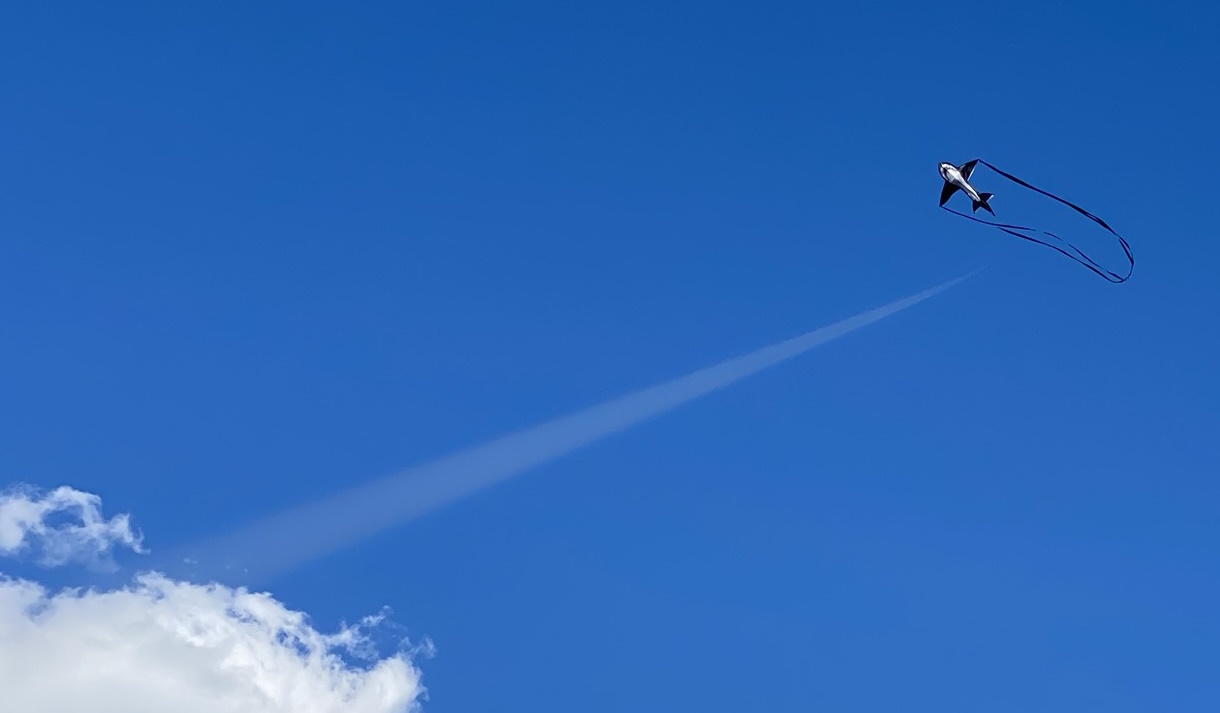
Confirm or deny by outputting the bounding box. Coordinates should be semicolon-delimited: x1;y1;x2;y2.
0;572;428;713
0;484;145;569
0;484;430;713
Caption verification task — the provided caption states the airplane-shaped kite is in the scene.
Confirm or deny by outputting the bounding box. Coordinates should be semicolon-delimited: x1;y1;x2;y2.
935;157;1134;283
938;159;994;215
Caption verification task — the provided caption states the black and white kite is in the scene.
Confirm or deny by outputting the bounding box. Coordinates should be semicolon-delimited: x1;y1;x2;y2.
937;159;1135;283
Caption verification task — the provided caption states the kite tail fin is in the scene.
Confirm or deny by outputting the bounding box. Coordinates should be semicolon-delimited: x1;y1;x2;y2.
972;192;995;215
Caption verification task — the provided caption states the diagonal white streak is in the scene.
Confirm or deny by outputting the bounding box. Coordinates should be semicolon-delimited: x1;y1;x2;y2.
169;272;975;585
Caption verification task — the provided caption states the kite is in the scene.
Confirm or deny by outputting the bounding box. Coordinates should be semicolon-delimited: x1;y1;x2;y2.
937;159;1135;283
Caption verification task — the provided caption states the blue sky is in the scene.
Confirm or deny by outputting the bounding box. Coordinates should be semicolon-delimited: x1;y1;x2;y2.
2;1;1219;711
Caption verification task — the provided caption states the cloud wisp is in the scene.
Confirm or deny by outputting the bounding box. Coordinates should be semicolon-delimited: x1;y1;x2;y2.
175;272;976;585
0;484;146;571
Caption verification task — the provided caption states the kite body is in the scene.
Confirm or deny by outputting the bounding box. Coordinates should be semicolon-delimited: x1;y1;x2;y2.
938;160;994;214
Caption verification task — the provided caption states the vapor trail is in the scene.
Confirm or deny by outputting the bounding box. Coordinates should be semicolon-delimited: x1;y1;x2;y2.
170;272;974;585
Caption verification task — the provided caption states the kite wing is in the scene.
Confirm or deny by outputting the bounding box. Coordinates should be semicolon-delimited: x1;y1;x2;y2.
958;159;978;180
939;181;959;206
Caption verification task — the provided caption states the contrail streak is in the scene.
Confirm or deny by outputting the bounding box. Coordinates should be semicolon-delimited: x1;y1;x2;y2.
167;272;975;585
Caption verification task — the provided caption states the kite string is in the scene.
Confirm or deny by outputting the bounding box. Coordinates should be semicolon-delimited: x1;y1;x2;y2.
941;160;1135;283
